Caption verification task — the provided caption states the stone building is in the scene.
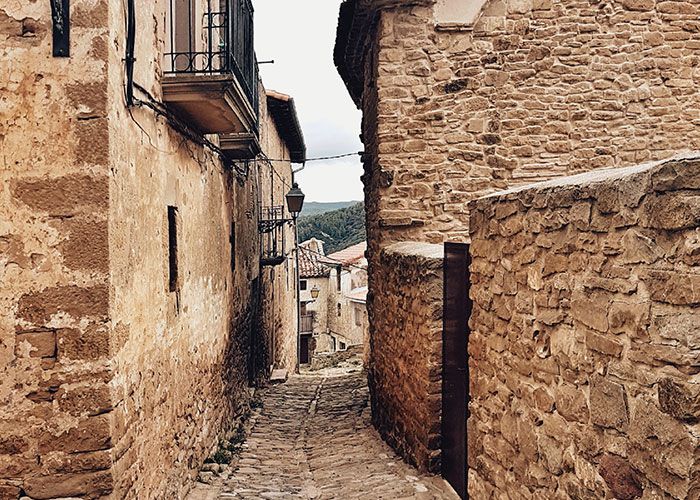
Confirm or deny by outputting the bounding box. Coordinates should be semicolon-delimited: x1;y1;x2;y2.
298;238;331;364
298;240;369;362
335;0;700;498
1;1;304;498
323;241;369;352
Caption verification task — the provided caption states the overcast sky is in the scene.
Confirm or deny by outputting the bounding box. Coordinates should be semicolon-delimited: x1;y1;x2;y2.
255;1;364;203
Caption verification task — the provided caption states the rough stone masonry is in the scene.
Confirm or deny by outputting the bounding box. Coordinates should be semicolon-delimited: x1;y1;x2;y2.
468;155;700;498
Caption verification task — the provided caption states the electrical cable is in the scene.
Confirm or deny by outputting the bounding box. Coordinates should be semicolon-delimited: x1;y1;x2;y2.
264;152;363;163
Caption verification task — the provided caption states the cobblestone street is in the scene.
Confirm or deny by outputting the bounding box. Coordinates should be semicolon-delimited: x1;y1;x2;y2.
188;367;456;500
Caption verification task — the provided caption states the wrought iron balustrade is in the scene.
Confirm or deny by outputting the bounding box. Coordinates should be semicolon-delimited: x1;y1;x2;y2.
259;205;287;266
165;0;258;118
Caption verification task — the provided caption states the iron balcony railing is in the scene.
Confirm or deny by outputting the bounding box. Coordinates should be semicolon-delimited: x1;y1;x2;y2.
165;0;259;121
300;313;315;334
259;206;287;266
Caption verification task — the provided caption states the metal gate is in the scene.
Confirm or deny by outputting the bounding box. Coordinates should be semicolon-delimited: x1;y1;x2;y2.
442;242;471;499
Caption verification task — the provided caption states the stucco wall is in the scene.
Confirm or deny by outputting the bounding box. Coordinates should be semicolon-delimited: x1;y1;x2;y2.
370;242;444;473
0;1;114;498
468;155;700;499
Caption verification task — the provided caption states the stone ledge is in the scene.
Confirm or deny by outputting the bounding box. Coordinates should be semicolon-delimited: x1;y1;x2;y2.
470;152;700;207
383;241;444;261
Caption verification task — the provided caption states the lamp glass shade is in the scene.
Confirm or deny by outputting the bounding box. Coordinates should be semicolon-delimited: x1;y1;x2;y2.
310;286;320;299
286;183;305;215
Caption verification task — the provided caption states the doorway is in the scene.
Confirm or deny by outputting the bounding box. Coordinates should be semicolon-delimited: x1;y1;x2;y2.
441;242;471;499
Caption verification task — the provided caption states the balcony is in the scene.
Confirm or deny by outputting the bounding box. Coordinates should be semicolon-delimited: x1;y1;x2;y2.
163;0;259;158
259;206;288;267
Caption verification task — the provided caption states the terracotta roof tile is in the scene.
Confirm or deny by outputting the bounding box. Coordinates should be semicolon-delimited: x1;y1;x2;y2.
323;241;367;266
299;239;331;278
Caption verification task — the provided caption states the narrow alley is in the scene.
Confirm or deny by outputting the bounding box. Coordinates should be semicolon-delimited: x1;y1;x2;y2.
188;367;456;500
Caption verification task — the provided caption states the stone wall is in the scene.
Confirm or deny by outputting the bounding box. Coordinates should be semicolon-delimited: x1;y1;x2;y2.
468;155;700;498
0;1;114;498
0;1;298;498
258;94;299;376
351;0;700;248
370;242;444;473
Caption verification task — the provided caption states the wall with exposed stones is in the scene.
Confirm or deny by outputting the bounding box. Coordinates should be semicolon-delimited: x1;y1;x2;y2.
0;1;114;498
467;155;700;499
258;93;299;377
358;0;700;248
370;242;444;473
0;1;298;498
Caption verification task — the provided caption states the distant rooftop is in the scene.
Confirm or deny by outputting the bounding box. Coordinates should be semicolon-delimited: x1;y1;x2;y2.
299;238;331;278
322;241;367;267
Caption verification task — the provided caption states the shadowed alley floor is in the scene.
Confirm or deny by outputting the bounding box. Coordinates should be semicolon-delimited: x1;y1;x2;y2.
187;367;457;499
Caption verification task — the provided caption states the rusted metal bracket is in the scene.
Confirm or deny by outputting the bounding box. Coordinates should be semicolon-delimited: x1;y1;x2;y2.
50;0;70;57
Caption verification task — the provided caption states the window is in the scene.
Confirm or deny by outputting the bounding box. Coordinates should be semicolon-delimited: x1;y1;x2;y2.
230;222;236;272
300;280;308;291
339;341;346;351
354;306;362;327
337;303;342;317
167;206;179;292
336;265;342;291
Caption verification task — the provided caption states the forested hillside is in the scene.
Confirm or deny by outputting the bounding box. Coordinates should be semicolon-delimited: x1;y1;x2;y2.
298;202;366;254
301;201;360;217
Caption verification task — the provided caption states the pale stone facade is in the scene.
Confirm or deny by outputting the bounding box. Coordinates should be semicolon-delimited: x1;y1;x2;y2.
468;155;700;498
324;243;368;352
1;1;301;498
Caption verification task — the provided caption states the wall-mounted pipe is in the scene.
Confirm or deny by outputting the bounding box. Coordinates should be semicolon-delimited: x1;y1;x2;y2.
125;0;136;106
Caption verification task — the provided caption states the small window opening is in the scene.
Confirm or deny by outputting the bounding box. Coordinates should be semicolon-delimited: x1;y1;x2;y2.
168;206;179;292
230;222;236;272
339;341;346;351
336;265;342;291
300;279;308;291
337;303;342;317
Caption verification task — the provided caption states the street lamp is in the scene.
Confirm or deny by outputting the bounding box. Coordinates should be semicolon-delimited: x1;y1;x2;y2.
310;285;320;300
286;183;305;217
288;181;305;373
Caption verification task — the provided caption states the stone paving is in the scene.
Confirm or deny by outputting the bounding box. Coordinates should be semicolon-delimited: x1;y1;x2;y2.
187;366;457;500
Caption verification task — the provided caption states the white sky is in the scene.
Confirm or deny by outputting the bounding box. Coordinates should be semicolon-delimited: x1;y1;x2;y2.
254;0;364;203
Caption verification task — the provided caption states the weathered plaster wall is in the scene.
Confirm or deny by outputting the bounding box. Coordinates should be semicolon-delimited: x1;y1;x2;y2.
468;155;700;498
361;0;700;246
370;242;444;473
0;1;114;498
327;266;367;348
258;94;298;375
1;0;298;497
105;1;264;496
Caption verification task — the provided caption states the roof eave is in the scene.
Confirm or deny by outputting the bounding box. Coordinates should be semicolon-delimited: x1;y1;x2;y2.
266;93;307;164
334;0;435;108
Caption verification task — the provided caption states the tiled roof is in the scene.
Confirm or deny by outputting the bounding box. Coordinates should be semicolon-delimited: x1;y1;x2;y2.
299;239;331;278
323;241;367;266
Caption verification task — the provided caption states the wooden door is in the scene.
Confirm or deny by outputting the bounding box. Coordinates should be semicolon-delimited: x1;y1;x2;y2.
442;242;471;499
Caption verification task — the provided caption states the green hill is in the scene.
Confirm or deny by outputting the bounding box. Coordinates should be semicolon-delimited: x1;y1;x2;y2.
301;201;361;217
298;202;366;255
